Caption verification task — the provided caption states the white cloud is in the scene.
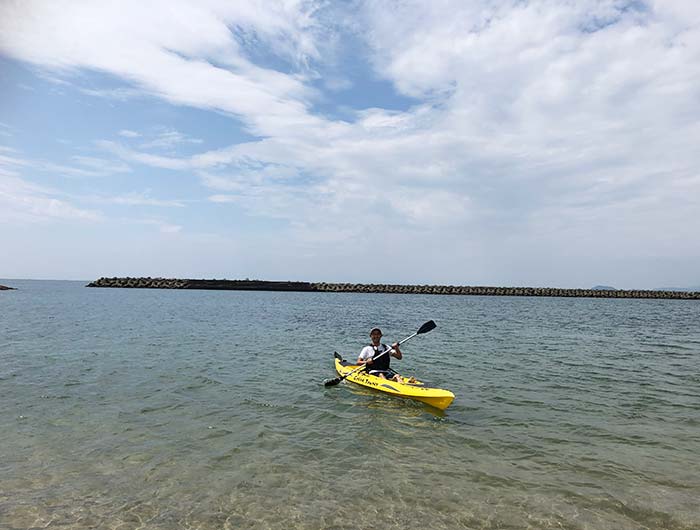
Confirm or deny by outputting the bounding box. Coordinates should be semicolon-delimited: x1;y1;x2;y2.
324;77;352;91
208;194;240;203
0;153;29;174
2;149;132;178
80;87;143;101
94;191;186;208
0;0;324;138
135;218;183;233
70;156;131;175
388;188;472;226
348;1;700;223
96;141;190;170
0;174;101;223
0;151;168;228
118;129;141;138
139;129;203;150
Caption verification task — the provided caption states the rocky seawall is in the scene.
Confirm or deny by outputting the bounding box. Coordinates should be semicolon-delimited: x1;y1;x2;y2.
86;277;313;291
86;277;700;300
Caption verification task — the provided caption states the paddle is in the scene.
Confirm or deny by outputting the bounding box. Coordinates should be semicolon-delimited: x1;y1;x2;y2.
324;320;436;387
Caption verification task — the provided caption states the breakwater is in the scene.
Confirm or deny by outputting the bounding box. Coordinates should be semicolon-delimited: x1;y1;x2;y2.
86;277;700;300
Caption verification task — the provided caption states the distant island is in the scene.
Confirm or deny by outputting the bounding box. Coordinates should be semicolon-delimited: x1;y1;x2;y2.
0;284;15;290
86;277;700;300
591;285;616;291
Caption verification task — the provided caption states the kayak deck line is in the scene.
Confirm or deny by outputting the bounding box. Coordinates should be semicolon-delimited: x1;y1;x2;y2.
333;354;455;411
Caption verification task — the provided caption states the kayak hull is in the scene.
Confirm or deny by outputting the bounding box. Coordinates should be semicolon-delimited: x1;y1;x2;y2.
334;355;455;411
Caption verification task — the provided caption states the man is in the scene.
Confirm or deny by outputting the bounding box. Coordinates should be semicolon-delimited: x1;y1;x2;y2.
357;327;403;382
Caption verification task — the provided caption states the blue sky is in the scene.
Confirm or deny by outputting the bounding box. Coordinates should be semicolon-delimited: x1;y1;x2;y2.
1;0;699;288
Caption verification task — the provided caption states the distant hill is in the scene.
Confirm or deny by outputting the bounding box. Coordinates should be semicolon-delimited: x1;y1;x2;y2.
591;285;616;291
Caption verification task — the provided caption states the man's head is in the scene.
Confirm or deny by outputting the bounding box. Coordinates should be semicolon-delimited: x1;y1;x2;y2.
369;327;382;344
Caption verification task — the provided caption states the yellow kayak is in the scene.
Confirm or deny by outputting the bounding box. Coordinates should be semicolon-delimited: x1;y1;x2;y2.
333;353;455;411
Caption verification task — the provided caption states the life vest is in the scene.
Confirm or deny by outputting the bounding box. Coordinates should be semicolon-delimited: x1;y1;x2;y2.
370;344;391;371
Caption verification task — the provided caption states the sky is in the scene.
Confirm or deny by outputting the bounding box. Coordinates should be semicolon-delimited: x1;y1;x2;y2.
1;0;699;289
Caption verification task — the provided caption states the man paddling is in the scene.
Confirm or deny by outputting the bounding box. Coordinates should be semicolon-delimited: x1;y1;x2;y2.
357;327;404;382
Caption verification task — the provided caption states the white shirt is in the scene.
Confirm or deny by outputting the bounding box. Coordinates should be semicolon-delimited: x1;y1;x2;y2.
358;343;390;361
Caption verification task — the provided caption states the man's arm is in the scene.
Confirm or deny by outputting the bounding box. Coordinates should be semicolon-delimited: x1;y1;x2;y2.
357;346;373;365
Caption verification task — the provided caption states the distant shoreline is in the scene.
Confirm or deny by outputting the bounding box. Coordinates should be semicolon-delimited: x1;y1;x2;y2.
86;277;700;300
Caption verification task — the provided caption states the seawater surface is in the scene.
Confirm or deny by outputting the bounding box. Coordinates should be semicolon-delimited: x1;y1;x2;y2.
1;280;699;529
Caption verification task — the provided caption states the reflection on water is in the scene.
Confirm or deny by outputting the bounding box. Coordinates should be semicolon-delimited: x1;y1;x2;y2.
1;280;699;529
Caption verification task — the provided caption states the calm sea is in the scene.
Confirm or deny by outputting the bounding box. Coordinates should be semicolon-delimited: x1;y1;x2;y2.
1;280;698;529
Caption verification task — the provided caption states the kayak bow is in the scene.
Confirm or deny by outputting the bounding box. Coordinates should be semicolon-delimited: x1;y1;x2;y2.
333;353;455;411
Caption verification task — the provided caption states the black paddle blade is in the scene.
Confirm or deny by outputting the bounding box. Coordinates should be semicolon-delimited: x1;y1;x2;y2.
324;377;343;387
417;320;437;334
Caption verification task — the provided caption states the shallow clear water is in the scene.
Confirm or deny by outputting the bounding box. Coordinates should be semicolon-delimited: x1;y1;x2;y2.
1;280;699;529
